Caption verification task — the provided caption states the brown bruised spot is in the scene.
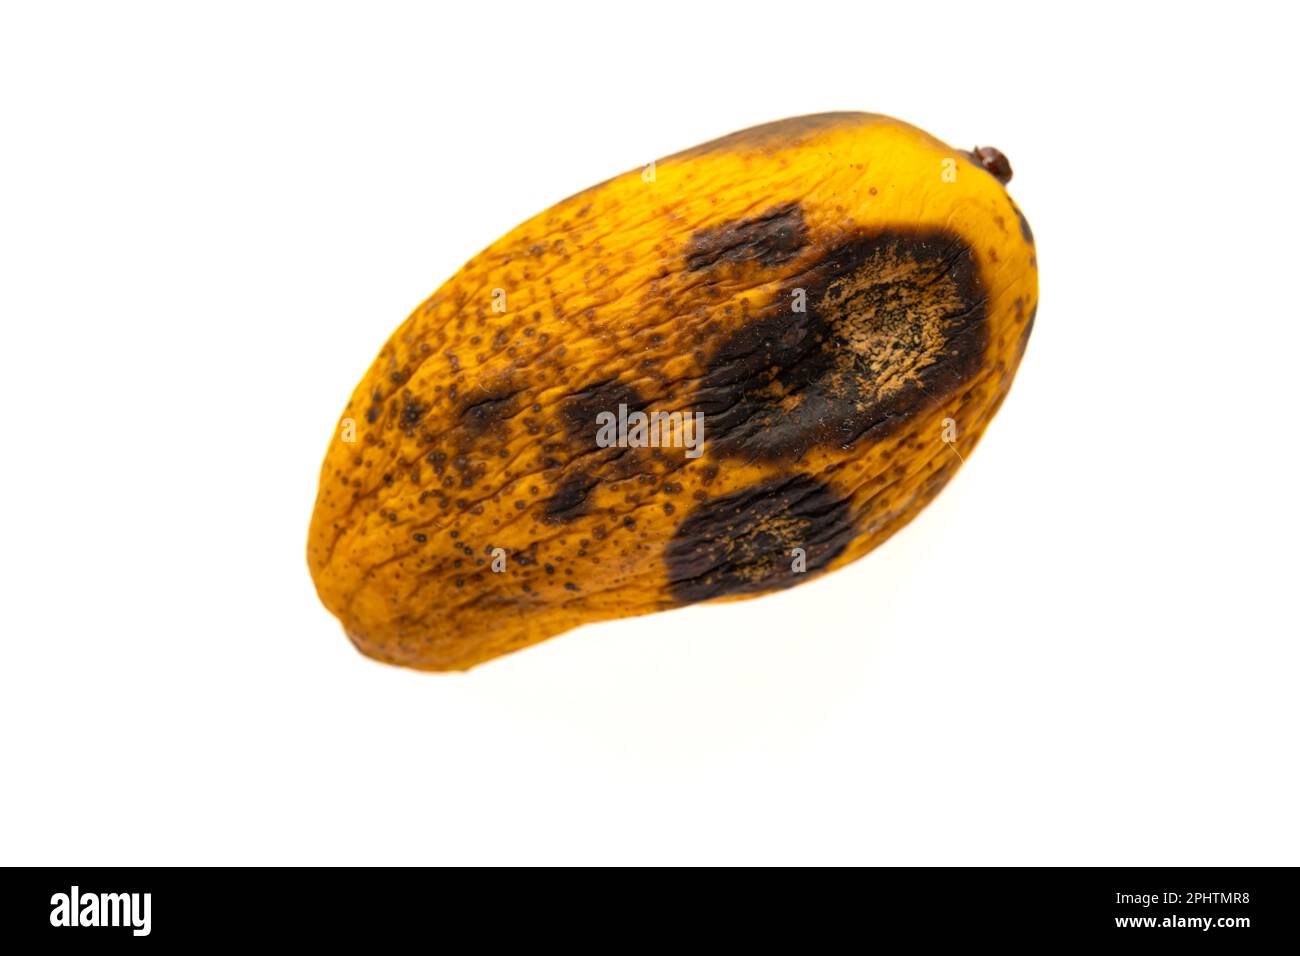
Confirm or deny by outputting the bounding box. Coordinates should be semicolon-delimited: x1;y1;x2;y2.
665;475;856;603
686;202;807;272
696;228;987;462
459;383;521;435
1017;302;1037;361
1010;201;1034;245
542;472;597;524
560;379;648;450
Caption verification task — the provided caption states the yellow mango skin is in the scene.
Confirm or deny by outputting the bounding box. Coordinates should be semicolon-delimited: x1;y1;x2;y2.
308;112;1038;671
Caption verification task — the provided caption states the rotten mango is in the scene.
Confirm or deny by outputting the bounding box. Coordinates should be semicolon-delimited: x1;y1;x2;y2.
308;112;1038;670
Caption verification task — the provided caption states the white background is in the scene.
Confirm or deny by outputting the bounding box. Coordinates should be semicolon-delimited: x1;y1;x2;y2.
2;1;1296;865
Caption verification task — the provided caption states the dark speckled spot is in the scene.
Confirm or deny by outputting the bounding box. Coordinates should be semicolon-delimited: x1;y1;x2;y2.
1010;202;1034;245
400;397;428;430
695;227;987;462
665;475;856;603
542;472;597;524
686;202;807;272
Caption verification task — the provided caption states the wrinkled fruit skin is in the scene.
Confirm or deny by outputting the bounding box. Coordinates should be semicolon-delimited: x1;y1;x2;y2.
308;112;1038;671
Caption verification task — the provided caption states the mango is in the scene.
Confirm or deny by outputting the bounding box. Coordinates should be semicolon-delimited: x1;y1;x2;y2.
308;112;1038;670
